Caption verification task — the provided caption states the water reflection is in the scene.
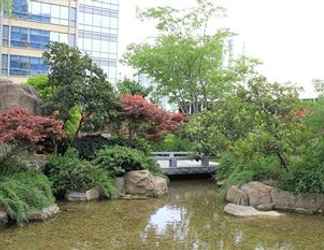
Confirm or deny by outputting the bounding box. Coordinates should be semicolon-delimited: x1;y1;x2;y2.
0;179;324;250
142;205;188;239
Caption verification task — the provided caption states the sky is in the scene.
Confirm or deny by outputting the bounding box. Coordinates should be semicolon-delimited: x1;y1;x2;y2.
119;0;324;98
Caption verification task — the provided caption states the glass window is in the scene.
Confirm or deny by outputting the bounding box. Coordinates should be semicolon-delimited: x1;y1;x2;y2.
9;55;48;76
11;0;76;26
30;29;50;49
1;54;8;75
2;26;9;47
11;27;28;48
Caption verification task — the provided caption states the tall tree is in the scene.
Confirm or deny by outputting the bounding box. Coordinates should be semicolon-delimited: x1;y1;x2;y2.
123;0;255;114
43;42;119;137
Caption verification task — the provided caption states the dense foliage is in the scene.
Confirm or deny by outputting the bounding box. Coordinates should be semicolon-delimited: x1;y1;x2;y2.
0;107;65;152
121;95;185;140
45;148;114;198
43;42;119;135
0;171;55;224
185;76;311;188
73;135;129;160
94;145;160;177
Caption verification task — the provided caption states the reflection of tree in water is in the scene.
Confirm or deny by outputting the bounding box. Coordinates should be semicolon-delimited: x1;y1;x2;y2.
139;180;314;250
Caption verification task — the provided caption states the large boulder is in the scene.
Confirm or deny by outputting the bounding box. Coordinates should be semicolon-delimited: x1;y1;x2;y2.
125;170;168;198
0;79;41;113
240;181;273;208
272;188;324;214
225;185;249;205
224;203;283;218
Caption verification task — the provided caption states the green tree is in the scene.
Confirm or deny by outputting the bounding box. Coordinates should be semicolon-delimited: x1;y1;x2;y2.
185;76;307;172
123;0;255;114
43;42;119;137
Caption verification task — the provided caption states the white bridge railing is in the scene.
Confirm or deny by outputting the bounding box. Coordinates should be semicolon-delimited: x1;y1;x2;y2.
151;152;210;168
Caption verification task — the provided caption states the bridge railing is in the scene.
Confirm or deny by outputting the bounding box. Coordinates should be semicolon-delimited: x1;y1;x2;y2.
151;152;210;168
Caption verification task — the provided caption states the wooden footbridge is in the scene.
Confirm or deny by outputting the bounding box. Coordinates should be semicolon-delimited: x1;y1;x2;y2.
151;152;217;176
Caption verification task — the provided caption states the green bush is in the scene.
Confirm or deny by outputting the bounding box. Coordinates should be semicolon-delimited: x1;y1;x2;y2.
94;145;160;177
0;144;32;176
279;138;324;194
0;171;55;224
45;148;114;198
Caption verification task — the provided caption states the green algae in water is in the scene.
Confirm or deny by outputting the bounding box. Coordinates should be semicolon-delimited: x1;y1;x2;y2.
0;179;324;250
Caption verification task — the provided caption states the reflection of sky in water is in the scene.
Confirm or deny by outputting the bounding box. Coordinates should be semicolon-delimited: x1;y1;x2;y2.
141;205;189;241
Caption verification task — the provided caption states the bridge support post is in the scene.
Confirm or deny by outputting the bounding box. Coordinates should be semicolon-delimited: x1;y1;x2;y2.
201;155;209;167
169;153;177;168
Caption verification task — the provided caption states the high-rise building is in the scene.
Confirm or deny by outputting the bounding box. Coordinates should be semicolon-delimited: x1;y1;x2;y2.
0;0;119;84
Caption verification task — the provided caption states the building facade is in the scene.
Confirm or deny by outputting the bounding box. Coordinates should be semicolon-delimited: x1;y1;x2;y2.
0;0;119;84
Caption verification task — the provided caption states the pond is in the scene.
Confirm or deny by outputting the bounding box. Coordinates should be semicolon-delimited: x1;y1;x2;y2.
1;178;324;250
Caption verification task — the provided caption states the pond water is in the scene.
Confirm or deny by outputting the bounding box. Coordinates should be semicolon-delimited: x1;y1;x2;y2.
1;178;324;250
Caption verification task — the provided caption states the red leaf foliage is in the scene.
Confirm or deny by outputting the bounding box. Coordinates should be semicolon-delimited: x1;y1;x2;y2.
0;107;65;146
121;95;185;140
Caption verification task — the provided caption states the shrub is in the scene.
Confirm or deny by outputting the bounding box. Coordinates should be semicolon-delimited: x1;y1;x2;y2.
279;138;324;194
45;148;114;198
0;171;55;224
0;144;32;176
94;145;160;177
0;107;65;152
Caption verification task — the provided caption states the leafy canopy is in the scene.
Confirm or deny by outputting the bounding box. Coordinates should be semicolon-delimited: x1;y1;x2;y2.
124;1;259;113
43;42;119;134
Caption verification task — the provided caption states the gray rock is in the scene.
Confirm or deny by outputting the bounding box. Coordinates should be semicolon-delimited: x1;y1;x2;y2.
113;177;125;198
241;181;273;207
225;185;249;205
0;79;41;113
28;204;60;221
125;170;168;198
271;188;324;214
65;187;100;201
224;203;283;218
0;210;8;225
256;203;275;211
152;176;168;197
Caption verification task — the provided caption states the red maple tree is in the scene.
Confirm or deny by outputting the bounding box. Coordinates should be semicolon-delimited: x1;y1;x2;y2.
0;107;65;151
121;95;185;140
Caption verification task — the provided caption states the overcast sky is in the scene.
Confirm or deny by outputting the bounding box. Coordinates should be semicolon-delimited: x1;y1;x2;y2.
119;0;324;98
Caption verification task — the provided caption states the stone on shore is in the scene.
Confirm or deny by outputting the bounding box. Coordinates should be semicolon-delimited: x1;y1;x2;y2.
240;181;273;207
224;203;283;218
28;204;60;221
65;187;101;201
0;209;8;225
271;188;324;214
225;185;249;206
226;181;324;214
125;170;168;198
